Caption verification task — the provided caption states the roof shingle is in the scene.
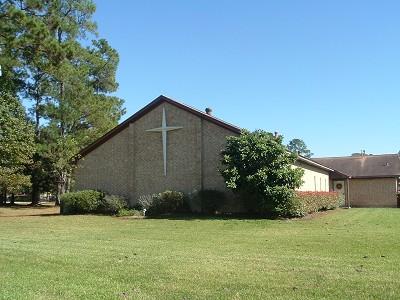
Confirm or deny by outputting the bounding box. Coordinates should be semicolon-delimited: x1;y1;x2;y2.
312;154;400;178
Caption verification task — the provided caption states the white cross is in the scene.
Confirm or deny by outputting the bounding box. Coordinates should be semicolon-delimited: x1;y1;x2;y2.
146;107;182;176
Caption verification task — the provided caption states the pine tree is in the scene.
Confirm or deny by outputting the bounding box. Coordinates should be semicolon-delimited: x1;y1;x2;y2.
287;138;313;158
1;0;125;204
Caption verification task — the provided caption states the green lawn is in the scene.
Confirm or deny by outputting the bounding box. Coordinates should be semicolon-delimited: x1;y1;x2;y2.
0;208;399;299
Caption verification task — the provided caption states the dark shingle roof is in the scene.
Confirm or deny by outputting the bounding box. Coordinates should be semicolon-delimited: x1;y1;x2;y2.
312;154;400;178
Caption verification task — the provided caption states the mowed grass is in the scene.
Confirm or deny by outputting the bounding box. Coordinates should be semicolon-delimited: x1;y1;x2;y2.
0;208;399;299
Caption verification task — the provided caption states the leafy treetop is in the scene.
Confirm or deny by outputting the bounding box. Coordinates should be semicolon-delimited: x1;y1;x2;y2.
287;138;313;158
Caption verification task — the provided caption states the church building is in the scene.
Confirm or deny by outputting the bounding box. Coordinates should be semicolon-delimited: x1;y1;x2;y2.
74;95;335;210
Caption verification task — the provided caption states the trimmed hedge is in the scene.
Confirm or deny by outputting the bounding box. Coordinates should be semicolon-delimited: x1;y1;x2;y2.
60;190;128;215
60;190;102;215
290;191;341;217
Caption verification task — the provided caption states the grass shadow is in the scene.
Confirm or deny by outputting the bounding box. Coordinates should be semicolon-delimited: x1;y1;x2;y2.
0;202;60;217
0;202;56;209
145;212;278;221
0;213;61;218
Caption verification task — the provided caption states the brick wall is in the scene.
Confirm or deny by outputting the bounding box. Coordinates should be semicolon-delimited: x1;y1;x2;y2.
349;178;397;207
74;102;236;206
74;127;131;199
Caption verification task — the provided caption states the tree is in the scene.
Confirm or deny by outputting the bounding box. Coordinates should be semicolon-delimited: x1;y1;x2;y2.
287;138;313;158
220;130;304;216
0;92;35;204
1;0;125;204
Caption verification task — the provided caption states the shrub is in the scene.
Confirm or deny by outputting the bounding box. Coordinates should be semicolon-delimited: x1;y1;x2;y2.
60;191;128;215
147;190;185;215
289;191;341;217
220;130;304;217
60;190;102;215
116;209;142;217
98;194;128;215
194;189;226;214
136;194;156;210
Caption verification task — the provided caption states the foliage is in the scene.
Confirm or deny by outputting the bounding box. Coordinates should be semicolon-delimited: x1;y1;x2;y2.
220;130;304;216
287;138;313;158
60;190;102;215
0;0;125;204
147;190;185;216
116;209;142;217
0;92;35;198
193;189;226;214
0;172;31;195
290;191;341;217
98;194;128;215
136;194;156;210
60;190;130;215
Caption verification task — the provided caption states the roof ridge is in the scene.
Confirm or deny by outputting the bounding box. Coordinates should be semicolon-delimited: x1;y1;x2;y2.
314;153;399;159
160;95;241;132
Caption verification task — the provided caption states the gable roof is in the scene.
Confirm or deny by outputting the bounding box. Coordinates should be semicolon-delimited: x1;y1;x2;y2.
76;95;350;177
296;155;350;179
79;95;241;157
313;154;400;178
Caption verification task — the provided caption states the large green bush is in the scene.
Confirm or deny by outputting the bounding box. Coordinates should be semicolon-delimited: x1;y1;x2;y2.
289;191;341;217
60;190;102;215
220;130;304;217
147;190;185;216
60;190;128;215
194;189;226;214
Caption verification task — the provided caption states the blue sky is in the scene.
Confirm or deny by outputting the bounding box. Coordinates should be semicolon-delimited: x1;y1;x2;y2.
93;0;400;157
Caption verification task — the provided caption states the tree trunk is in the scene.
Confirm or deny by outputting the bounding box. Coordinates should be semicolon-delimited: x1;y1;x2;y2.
34;94;41;139
2;189;7;205
10;193;15;205
65;175;71;193
0;189;6;205
55;172;67;206
31;171;41;205
31;88;42;206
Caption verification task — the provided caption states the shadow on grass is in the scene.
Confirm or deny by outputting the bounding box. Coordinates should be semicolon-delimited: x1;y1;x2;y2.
0;213;61;218
0;202;60;217
145;213;277;221
0;203;56;209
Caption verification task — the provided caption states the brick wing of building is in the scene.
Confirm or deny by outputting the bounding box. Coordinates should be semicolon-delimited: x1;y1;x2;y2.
313;155;400;207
